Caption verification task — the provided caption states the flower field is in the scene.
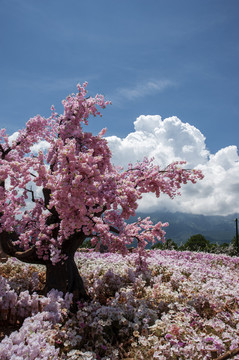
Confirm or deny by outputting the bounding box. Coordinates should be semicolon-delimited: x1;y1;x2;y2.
0;250;239;359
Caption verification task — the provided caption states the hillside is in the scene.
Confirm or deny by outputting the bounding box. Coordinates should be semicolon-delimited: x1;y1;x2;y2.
132;211;239;246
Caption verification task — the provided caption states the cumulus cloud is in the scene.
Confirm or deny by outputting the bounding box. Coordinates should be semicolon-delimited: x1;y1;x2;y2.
106;115;239;216
8;132;19;145
107;115;209;168
30;140;50;154
6;116;239;216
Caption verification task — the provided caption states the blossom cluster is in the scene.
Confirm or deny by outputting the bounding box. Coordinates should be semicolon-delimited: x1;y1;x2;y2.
0;83;203;264
0;264;72;325
1;249;239;359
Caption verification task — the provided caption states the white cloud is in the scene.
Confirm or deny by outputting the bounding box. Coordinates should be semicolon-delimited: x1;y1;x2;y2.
107;115;209;169
110;80;175;106
8;132;50;154
7;116;239;216
8;132;19;145
106;115;239;216
30;140;50;154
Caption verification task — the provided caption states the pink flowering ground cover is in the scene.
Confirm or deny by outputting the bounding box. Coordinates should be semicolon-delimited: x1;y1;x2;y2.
0;249;239;359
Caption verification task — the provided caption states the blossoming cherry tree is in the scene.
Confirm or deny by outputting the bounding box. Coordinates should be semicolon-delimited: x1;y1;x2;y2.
0;83;203;301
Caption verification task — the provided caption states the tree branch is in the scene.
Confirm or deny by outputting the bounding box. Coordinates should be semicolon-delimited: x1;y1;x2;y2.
0;138;23;159
0;230;46;265
0;143;5;155
42;188;59;217
24;187;35;202
215;347;239;360
109;225;120;234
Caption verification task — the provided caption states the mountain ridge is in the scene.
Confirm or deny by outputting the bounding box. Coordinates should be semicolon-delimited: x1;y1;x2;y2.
132;211;239;245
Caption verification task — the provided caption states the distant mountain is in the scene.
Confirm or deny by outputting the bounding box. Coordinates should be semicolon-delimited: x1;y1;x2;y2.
131;211;239;246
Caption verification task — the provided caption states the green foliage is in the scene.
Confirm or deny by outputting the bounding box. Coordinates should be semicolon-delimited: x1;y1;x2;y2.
151;239;178;250
149;231;239;257
181;234;210;252
231;236;239;248
151;242;164;250
79;239;95;249
82;232;239;257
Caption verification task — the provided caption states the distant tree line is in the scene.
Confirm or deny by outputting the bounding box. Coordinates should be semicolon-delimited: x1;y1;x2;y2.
151;234;239;256
79;234;238;256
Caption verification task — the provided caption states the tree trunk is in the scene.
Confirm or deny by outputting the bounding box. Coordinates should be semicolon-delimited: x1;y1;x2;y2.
1;230;89;309
44;254;89;305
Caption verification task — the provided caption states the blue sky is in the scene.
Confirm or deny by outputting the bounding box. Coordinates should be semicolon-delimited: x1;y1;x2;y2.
1;0;239;215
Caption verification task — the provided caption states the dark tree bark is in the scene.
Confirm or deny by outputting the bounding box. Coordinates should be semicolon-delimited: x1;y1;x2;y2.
0;141;92;310
215;347;239;360
0;230;90;308
44;254;89;302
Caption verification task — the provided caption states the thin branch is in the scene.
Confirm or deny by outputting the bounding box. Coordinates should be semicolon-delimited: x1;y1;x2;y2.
126;166;192;174
24;187;35;202
0;140;22;159
215;347;239;360
109;225;120;234
42;188;58;217
0;143;5;155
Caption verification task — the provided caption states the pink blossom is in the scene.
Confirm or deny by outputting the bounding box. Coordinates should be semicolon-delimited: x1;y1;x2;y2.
0;83;203;265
